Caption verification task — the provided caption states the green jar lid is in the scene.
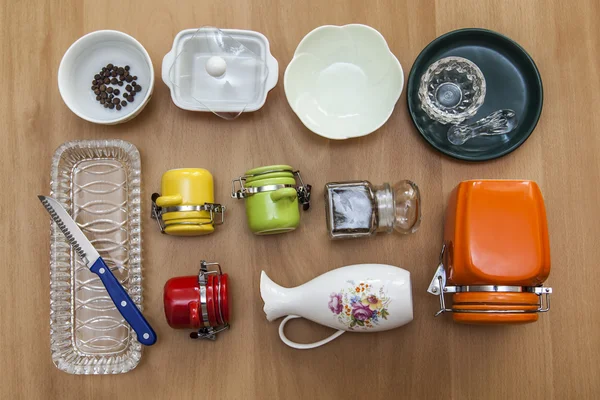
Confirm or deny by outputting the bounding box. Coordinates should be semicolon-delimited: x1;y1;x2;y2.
244;164;293;176
246;176;297;187
244;165;295;185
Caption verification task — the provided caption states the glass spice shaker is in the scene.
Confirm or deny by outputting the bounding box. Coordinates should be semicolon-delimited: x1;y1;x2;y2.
324;180;421;239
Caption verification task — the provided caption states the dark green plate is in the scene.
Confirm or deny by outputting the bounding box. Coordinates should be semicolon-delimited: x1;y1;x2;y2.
407;28;543;161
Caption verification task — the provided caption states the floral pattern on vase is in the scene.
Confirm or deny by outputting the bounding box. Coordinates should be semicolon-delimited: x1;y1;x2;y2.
328;280;390;330
328;292;343;314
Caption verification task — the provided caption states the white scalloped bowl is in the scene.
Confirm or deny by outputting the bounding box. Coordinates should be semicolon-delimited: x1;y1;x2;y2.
284;24;404;140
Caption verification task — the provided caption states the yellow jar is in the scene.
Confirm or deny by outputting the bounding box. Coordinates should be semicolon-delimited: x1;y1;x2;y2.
151;168;225;236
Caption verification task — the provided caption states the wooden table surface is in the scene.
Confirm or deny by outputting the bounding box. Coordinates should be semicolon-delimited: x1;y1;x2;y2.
2;0;599;399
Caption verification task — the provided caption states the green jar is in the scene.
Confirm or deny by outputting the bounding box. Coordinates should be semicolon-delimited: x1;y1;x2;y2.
232;165;311;235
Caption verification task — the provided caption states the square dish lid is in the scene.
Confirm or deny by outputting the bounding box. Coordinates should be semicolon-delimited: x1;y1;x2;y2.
162;27;278;119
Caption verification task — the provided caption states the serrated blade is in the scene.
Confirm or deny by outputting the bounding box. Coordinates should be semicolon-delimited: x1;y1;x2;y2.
38;195;100;267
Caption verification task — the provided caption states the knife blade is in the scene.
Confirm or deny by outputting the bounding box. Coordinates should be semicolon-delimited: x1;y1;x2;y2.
39;195;157;346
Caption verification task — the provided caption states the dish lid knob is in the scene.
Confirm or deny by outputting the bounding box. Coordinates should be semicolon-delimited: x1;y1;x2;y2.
206;56;227;78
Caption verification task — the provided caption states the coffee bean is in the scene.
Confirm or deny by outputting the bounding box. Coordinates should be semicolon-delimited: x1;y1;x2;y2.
135;85;142;92
112;98;120;104
107;87;113;93
100;99;105;104
99;84;106;91
130;90;136;96
101;92;108;99
127;95;134;102
125;65;130;71
118;81;124;86
104;78;110;84
121;100;127;106
101;67;107;72
126;76;133;83
109;94;114;100
104;102;109;108
109;103;115;109
132;76;138;80
125;85;132;92
107;63;114;69
94;89;100;95
114;89;120;95
111;71;116;77
103;71;110;77
96;95;101;101
110;78;117;84
94;74;101;80
116;104;122;110
91;85;96;90
132;81;137;87
117;67;124;75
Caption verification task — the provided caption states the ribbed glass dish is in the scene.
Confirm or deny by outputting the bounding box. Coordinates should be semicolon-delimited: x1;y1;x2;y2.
418;56;486;125
49;140;143;374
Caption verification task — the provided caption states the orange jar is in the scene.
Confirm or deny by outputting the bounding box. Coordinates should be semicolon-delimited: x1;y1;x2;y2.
427;180;552;324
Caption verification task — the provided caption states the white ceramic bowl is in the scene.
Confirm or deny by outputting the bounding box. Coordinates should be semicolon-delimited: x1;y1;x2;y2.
58;30;154;125
284;24;404;140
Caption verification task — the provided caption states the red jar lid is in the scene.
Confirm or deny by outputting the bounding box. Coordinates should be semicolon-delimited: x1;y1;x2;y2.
220;274;230;324
214;274;223;326
206;274;218;327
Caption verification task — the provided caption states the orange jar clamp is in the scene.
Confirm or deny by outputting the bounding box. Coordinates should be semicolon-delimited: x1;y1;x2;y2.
427;180;552;324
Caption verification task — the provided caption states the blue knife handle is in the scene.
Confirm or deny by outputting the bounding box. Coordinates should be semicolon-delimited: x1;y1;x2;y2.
90;258;157;346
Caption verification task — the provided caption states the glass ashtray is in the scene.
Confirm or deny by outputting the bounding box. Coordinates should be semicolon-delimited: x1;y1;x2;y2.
418;56;486;124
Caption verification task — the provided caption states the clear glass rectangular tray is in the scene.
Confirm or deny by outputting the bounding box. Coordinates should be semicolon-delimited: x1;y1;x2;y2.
49;139;143;374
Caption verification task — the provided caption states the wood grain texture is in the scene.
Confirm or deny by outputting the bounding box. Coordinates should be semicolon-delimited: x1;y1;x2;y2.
1;0;599;398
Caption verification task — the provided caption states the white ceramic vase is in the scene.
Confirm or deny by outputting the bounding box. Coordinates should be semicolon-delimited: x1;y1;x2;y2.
260;264;413;349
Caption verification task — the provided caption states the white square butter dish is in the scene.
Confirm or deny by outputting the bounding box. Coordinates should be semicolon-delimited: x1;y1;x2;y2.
162;27;278;119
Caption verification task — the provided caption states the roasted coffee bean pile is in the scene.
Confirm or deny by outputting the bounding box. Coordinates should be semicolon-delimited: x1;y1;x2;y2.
91;63;143;110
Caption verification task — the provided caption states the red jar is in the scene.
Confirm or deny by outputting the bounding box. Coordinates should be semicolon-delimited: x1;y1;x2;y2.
164;261;230;339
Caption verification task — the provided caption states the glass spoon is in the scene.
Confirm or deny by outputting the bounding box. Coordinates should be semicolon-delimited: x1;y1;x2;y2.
447;109;518;145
